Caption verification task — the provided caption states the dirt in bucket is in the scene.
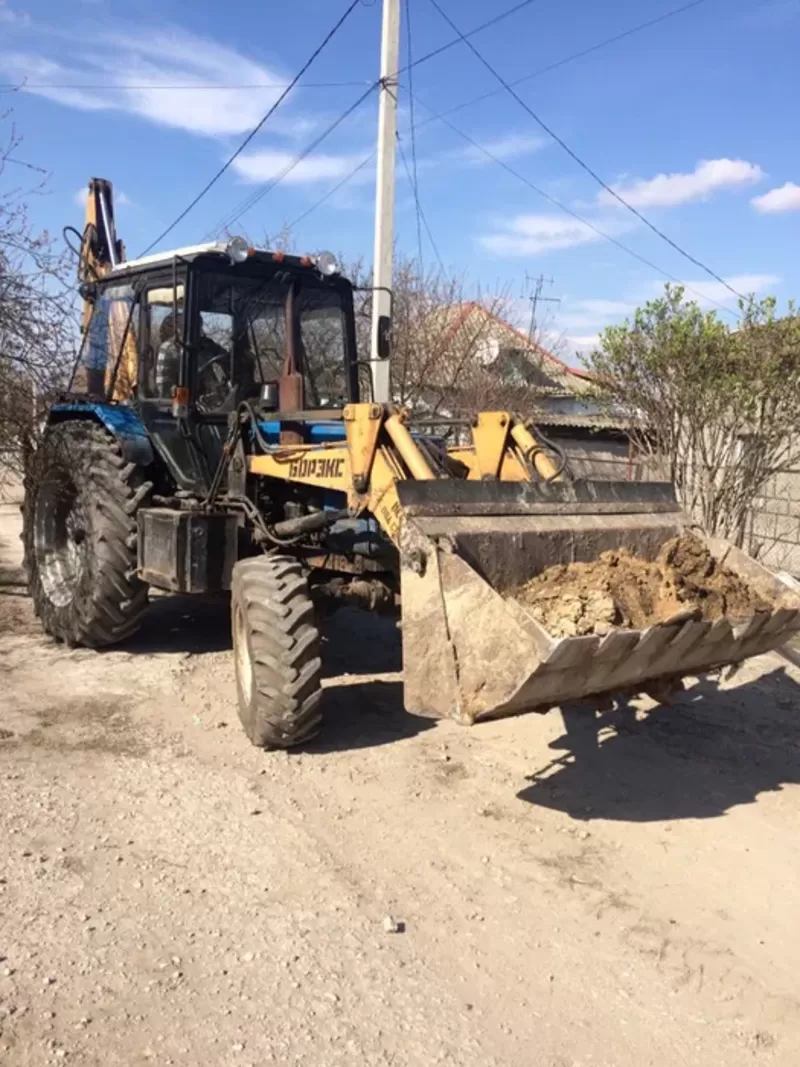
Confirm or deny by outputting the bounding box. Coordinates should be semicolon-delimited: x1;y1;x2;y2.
513;533;772;638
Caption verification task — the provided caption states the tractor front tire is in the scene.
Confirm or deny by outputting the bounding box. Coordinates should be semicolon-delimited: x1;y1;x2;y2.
23;421;151;647
231;555;323;748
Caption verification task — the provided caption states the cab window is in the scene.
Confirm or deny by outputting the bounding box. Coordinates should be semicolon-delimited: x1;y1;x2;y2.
139;285;185;401
194;274;348;414
71;284;137;398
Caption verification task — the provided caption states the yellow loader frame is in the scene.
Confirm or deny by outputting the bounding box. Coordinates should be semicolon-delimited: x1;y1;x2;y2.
249;404;560;543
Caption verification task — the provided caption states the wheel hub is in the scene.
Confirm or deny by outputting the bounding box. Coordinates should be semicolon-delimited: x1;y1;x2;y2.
35;478;87;608
233;602;254;706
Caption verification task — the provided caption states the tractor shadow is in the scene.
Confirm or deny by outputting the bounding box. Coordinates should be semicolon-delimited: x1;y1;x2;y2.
127;597;428;751
312;607;434;752
125;593;233;656
517;666;800;822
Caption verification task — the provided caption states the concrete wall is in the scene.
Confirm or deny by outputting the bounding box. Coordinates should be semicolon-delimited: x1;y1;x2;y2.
558;438;800;576
0;453;24;505
749;468;800;574
559;436;630;480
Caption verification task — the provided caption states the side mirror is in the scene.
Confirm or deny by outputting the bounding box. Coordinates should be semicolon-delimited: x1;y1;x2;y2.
377;314;391;361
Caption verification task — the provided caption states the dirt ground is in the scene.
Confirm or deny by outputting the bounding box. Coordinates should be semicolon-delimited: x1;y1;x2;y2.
3;494;800;1067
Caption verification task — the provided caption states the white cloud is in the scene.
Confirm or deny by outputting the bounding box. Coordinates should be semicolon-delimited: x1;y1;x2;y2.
751;182;800;214
551;296;637;354
555;298;636;336
567;334;600;354
0;29;299;137
479;213;627;257
598;158;764;209
647;273;780;308
461;132;544;165
570;298;635;318
73;187;133;208
231;150;367;186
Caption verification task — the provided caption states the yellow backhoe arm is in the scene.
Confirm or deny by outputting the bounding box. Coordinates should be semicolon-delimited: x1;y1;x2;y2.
75;178;136;400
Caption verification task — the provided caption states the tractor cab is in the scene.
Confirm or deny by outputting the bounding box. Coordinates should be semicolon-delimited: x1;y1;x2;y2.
65;239;361;492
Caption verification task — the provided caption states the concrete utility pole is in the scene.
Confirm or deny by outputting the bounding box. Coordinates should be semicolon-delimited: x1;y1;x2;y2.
369;0;401;404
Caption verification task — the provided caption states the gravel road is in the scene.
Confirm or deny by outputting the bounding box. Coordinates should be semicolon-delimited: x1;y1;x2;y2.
2;492;800;1066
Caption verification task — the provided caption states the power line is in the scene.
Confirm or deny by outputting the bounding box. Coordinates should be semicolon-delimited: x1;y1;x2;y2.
3;80;373;90
138;0;363;256
434;0;711;124
426;0;743;302
398;140;445;272
405;0;424;269
287;155;374;231
204;0;548;238
411;92;738;317
205;84;377;239
2;2;705;96
394;0;546;80
278;0;710;234
3;0;545;100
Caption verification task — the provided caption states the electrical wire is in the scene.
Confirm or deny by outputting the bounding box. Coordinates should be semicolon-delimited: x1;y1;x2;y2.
394;0;546;80
277;0;711;235
432;0;711;124
3;1;708;96
286;155;374;231
426;0;744;302
204;84;377;239
411;93;738;318
405;0;424;269
397;140;445;273
203;0;548;239
2;80;373;90
138;0;363;257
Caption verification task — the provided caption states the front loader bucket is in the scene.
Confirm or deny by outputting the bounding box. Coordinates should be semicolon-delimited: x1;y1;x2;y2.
397;480;800;724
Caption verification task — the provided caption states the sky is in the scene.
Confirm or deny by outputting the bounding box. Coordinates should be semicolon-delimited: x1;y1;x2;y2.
2;0;799;362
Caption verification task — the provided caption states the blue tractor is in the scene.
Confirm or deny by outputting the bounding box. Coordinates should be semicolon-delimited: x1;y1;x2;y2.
24;180;800;750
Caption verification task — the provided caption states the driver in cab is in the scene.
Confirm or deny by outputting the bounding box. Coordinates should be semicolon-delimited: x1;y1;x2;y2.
156;313;258;412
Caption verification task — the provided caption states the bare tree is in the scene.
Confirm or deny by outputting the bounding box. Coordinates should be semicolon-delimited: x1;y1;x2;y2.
344;254;548;415
0;109;78;483
584;284;800;546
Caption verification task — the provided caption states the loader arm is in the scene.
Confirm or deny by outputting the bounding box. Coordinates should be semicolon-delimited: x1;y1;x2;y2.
247;404;561;543
248;401;800;727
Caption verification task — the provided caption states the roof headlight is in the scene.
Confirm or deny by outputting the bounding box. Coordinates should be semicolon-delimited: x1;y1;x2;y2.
226;235;250;264
315;250;339;277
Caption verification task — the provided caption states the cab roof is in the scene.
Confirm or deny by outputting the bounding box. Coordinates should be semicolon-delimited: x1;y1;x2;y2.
109;242;232;274
108;243;344;281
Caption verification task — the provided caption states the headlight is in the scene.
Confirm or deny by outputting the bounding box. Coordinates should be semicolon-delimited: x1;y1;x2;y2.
226;235;250;264
315;250;339;277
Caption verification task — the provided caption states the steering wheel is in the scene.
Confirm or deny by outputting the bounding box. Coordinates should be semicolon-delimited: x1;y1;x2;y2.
196;350;233;412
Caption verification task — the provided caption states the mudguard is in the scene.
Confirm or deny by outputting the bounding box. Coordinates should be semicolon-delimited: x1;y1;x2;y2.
48;402;154;467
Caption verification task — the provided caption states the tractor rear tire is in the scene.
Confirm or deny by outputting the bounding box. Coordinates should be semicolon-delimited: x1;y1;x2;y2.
231;555;323;748
23;420;151;647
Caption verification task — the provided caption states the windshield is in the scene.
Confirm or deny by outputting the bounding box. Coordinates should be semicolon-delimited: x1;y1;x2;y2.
195;273;349;414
